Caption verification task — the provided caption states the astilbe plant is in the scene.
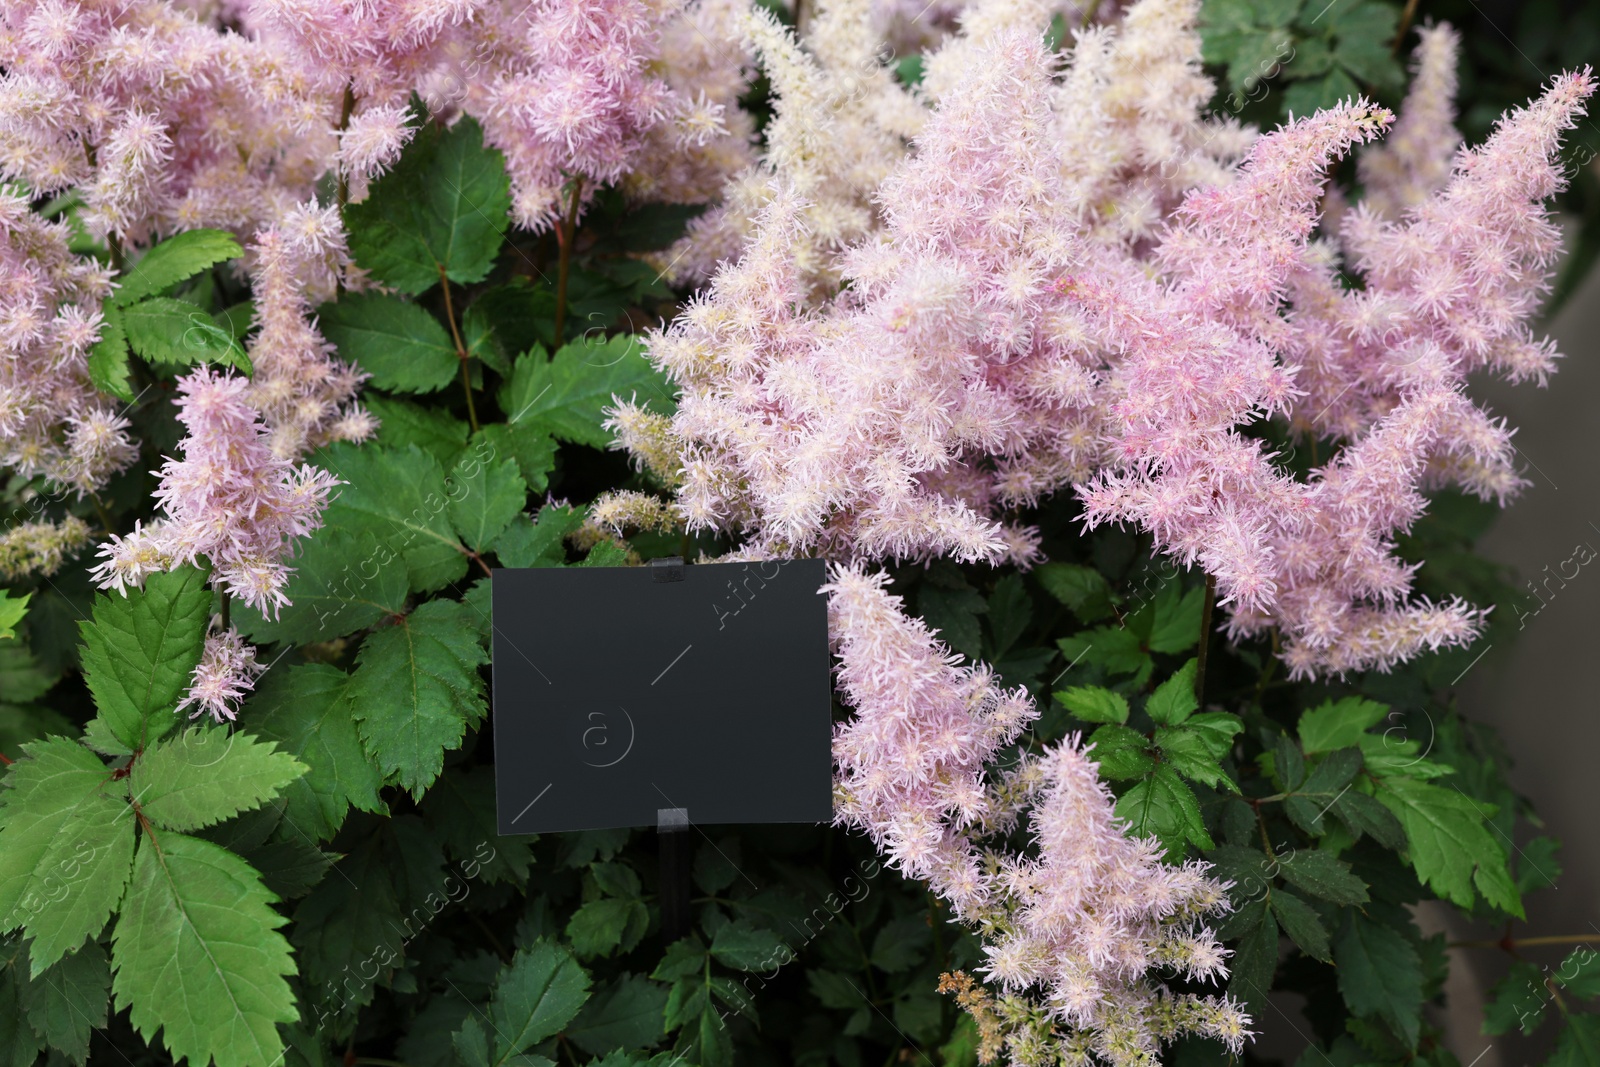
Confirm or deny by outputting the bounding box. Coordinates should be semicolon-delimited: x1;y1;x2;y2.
0;1;1594;1066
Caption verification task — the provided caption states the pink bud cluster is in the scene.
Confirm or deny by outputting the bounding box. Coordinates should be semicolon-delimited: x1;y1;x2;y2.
91;366;340;617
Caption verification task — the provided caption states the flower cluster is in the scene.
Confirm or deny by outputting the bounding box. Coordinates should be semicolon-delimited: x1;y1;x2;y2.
90;366;340;617
177;622;266;723
827;565;1249;1063
0;189;136;496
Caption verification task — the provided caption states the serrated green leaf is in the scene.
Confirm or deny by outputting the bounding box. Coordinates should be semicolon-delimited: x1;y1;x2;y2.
15;938;110;1064
419;766;534;886
1374;776;1522;916
318;442;467;594
568;974;668;1057
711;919;791;972
1556;947;1600;998
1549;1015;1600;1067
0;591;27;641
1148;585;1205;653
1518;836;1563;895
1298;697;1388;754
234;526;408;645
1276;848;1368;905
0;951;44;1067
112;831;297;1067
238;837;335;900
243;665;385;841
567;897;648;959
79;565;211;751
366;394;470;469
1271;889;1330;962
345;116;510;294
349;599;489;799
88;305;133;400
1115;764;1212;853
1485;959;1548;1036
472;423;558;495
1055;686;1130;724
1226;899;1277;1017
1155;713;1242;790
919;580;986;659
114;230;243;307
1331;789;1408;850
484;941;592;1066
130;724;306;833
1058;627;1150;681
498;336;676;448
491;504;582;568
1034;562;1115;621
1207;845;1274;909
870;916;932;973
1086;723;1156;779
0;644;57;705
121;297;251;372
318;292;459;394
1283;67;1362;118
1334;911;1423;1048
448;452;527;552
985;575;1031;656
0;738;133;975
1146;660;1199;724
651;937;707;982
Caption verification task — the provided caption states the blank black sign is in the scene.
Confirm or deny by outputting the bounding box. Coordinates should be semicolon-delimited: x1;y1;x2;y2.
490;558;834;835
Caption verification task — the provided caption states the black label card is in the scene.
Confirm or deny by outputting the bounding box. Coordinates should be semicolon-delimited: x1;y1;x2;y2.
490;558;834;835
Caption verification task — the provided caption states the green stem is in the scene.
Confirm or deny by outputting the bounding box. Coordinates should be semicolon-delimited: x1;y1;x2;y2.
220;589;231;632
553;176;585;344
89;492;116;536
1080;0;1104;27
107;232;124;276
438;268;480;433
336;83;356;213
1194;572;1216;707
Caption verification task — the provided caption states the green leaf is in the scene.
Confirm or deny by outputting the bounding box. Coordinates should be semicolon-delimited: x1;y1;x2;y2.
130;724;306;833
239;838;336;900
1155;713;1242;790
318;442;468;593
1374;776;1522;916
472;423;558;495
491;504;583;568
1055;686;1129;724
88;305;133;400
1298;697;1388;754
79;565;211;751
15;939;111;1064
349;599;489;799
1334;911;1423;1049
318;292;459;394
1331;789;1407;850
870;916;933;973
1148;584;1205;653
1086;724;1156;780
1058;626;1150;682
651;937;707;982
1282;67;1361;118
482;941;592;1066
0;591;27;641
984;575;1031;656
1146;660;1198;724
1549;1015;1600;1067
366;394;470;469
1557;948;1600;998
918;579;986;659
234;526;409;645
1226;900;1277;1017
1276;848;1368;905
1115;764;1212;853
121;297;251;372
114;229;243;307
244;665;386;841
0;644;57;705
418;766;534;886
497;336;676;448
1518;836;1563;895
567;974;668;1057
112;831;297;1067
710;919;792;972
1034;562;1115;622
1485;959;1548;1036
567;897;649;959
448;452;527;552
1270;888;1330;962
0;738;134;975
346;116;510;294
